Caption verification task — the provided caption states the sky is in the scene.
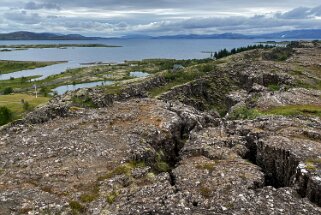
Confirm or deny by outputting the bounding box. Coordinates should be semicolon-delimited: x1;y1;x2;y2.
1;0;321;37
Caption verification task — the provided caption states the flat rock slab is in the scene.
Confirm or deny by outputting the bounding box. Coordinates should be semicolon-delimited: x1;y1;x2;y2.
257;88;321;109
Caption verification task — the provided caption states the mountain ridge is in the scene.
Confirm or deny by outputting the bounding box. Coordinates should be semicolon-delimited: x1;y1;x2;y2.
0;31;104;40
1;29;321;40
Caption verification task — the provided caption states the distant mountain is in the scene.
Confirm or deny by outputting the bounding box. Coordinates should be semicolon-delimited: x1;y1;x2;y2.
155;33;250;39
0;31;104;40
151;29;321;40
258;29;321;39
1;29;321;40
120;34;154;39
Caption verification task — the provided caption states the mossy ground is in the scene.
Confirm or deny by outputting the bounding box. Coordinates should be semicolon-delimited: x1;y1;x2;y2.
228;104;321;120
261;105;321;118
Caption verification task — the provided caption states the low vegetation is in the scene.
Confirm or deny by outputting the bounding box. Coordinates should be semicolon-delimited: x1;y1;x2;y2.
0;106;13;126
228;104;321;120
106;190;119;204
149;63;216;97
0;94;49;124
0;44;120;49
305;158;321;171
228;106;261;120
98;161;146;181
196;162;216;172
72;96;97;108
0;60;61;75
69;201;86;214
261;105;321;118
262;47;294;61
79;185;100;203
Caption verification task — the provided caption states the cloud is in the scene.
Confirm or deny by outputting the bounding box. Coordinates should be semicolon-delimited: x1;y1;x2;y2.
310;5;321;16
24;2;61;10
4;11;42;24
276;5;321;19
0;1;321;36
276;7;310;19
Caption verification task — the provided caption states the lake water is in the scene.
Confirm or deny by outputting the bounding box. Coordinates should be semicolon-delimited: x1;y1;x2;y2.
0;38;285;80
130;71;150;77
53;80;114;95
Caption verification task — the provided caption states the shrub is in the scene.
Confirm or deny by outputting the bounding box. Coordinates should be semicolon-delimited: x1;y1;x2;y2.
40;86;50;97
72;96;97;108
2;87;13;95
0;106;13;126
20;76;27;84
23;101;31;111
199;186;212;198
69;201;86;214
228;106;260;120
106;190;119;204
267;84;280;92
262;47;293;61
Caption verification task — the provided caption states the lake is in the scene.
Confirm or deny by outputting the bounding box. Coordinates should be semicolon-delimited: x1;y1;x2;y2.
0;38;285;80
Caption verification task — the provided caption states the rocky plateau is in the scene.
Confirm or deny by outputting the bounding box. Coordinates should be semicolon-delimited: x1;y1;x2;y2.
0;41;321;214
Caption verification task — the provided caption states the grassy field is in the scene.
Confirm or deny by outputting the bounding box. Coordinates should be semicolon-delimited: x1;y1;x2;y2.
0;94;49;119
0;60;63;75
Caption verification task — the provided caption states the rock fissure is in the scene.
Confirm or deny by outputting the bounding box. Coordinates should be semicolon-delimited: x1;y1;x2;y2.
1;41;321;214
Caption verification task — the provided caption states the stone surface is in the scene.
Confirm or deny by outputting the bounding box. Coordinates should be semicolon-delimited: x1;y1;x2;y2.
1;41;321;214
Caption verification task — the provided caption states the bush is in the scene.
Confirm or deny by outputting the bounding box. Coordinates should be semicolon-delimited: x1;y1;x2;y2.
267;84;280;92
20;76;27;84
23;101;31;111
262;47;293;61
0;106;13;126
2;87;13;95
40;86;50;97
69;201;85;214
228;106;260;120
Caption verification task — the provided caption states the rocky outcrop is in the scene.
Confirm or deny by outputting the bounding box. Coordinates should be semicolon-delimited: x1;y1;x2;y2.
0;99;215;214
256;88;321;109
158;72;236;114
8;75;168;126
225;117;321;206
1;41;321;214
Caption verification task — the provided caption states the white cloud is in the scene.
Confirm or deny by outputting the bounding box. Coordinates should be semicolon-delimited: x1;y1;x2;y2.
4;10;41;24
0;1;321;36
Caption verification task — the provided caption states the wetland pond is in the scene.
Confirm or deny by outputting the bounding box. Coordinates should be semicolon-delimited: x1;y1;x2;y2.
53;71;149;95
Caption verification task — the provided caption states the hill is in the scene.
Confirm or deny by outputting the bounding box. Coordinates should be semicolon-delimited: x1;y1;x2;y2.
153;29;321;39
0;31;104;40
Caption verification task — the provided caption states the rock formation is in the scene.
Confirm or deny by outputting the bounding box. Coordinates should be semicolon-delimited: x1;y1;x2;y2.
1;41;321;214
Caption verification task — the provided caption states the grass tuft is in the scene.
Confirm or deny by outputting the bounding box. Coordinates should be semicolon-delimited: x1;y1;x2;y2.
69;201;86;214
228;106;261;120
106;190;119;204
261;105;321;118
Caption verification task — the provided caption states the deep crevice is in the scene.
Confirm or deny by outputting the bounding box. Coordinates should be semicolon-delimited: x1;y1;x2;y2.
240;131;321;207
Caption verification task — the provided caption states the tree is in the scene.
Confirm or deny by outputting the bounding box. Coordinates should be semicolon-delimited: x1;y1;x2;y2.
0;106;13;126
